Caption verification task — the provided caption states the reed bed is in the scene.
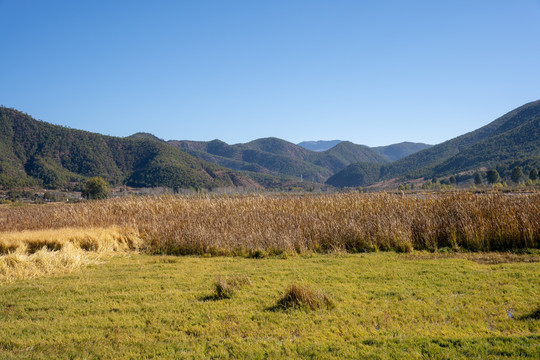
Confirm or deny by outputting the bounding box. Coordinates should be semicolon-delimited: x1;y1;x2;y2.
0;192;539;258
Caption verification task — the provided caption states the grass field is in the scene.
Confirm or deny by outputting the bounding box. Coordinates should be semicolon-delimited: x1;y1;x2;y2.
1;253;539;359
1;192;539;358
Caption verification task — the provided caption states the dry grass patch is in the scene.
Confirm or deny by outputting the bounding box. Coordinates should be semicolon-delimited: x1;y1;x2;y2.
403;251;540;264
0;227;140;282
276;283;335;310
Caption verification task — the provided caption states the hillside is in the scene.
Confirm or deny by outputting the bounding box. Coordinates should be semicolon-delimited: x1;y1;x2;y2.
126;132;166;142
372;142;432;162
328;99;540;187
0;107;257;190
169;137;389;182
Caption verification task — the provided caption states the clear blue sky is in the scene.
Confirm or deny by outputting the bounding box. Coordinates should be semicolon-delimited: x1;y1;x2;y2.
1;0;540;147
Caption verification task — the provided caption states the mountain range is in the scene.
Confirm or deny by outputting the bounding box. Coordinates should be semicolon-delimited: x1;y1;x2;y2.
1;99;539;191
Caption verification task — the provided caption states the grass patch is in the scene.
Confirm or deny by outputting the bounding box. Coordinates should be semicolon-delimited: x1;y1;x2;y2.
275;283;335;310
214;275;251;299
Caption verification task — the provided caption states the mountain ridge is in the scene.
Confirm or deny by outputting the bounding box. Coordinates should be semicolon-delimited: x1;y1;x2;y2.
168;137;390;183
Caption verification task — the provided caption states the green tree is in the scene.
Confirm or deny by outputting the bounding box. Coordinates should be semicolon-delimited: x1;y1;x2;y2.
82;177;109;200
530;168;538;181
511;167;523;183
474;172;483;185
449;176;456;184
486;169;500;184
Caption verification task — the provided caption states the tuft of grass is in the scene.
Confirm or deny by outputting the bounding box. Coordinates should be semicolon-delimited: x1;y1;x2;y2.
214;275;251;299
276;283;335;310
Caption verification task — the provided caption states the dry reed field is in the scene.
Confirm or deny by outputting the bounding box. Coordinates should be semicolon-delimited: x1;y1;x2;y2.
1;192;538;263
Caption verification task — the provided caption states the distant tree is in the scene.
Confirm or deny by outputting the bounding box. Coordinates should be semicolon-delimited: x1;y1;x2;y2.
511;167;523;183
474;172;483;185
449;176;456;184
422;181;432;190
82;177;109;200
530;168;538;181
431;177;439;184
486;169;500;184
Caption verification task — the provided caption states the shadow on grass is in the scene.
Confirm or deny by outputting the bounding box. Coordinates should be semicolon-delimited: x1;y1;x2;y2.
198;294;224;302
519;307;540;321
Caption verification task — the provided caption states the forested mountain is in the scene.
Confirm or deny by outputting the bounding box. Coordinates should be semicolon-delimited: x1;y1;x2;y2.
0;107;257;190
372;142;432;162
168;137;389;183
327;99;540;187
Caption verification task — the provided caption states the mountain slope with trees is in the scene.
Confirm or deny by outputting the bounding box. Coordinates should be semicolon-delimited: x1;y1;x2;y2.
327;99;540;187
372;142;432;162
0;107;257;190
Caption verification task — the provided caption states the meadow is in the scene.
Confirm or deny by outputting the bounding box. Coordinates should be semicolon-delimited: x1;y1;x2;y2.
0;191;539;358
1;253;539;359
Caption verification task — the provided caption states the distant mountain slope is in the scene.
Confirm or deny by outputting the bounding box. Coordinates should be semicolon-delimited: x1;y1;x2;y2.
307;141;389;173
169;137;389;182
0;107;256;190
126;132;166;142
245;137;313;160
326;162;383;188
328;99;540;186
381;99;540;180
297;140;342;152
372;142;432;162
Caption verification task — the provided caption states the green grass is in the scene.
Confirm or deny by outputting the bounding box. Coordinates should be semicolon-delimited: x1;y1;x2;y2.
1;253;539;359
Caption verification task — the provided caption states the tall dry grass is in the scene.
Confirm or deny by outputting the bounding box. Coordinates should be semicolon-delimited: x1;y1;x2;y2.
0;227;140;282
0;192;539;258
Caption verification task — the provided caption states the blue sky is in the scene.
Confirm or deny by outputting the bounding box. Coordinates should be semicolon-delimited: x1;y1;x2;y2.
1;1;540;147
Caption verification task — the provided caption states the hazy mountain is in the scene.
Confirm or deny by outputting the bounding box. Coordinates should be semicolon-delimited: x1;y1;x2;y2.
298;139;431;161
0;107;258;190
169;137;388;182
327;99;540;187
372;142;432;162
297;140;342;152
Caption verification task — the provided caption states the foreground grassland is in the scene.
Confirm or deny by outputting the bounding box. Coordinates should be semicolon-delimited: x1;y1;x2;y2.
0;253;539;359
